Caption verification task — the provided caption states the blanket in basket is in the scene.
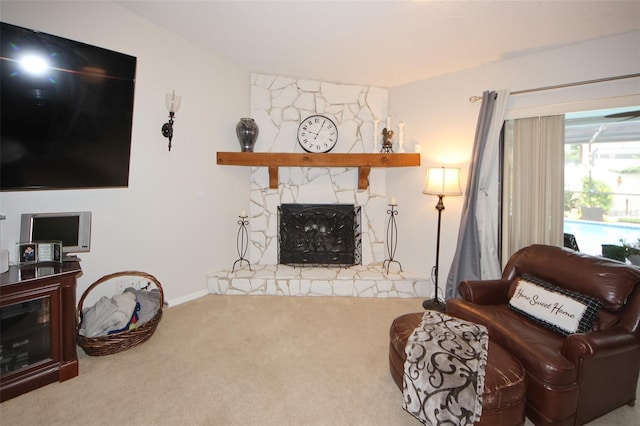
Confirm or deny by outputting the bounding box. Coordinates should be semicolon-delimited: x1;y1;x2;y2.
402;311;488;425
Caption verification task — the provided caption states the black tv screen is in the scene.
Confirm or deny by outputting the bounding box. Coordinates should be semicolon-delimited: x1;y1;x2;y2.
1;22;136;191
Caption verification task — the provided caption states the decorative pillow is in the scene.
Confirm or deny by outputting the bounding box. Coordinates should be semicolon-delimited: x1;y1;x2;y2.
508;274;603;336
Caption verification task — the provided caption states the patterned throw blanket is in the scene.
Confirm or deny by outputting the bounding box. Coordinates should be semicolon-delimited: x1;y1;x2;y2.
402;311;489;425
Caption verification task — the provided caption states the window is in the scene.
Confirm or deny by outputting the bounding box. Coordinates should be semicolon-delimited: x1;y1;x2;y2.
563;106;640;260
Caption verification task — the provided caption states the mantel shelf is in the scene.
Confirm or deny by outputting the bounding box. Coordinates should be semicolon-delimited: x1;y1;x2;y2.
216;152;421;189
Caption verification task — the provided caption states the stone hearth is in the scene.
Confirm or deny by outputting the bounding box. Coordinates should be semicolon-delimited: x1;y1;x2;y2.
209;265;429;298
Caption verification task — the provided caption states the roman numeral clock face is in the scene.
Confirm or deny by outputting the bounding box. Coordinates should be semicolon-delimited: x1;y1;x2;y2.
297;115;338;153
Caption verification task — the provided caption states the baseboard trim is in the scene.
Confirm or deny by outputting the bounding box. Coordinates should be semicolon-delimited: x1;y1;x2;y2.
166;289;209;308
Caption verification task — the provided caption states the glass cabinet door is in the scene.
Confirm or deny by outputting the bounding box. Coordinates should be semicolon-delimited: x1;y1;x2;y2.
1;291;58;375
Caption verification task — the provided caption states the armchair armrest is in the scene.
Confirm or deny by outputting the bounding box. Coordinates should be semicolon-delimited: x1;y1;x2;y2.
563;327;640;364
458;279;512;305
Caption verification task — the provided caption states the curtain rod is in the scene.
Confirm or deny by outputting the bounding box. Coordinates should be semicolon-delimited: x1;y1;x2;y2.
468;73;640;103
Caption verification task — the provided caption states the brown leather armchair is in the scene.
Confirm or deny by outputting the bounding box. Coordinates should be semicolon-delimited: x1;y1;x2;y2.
446;244;640;426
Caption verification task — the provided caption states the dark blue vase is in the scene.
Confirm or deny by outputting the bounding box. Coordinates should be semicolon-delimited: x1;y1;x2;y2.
236;118;259;152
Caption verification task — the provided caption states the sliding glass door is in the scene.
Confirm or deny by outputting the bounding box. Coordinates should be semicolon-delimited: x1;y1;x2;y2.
563;106;640;262
502;106;640;265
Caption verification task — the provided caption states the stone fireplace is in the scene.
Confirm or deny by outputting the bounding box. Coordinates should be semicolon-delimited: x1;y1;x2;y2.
278;204;361;266
208;73;429;298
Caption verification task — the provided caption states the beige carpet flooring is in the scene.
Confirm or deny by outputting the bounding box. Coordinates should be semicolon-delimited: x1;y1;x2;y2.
1;295;638;425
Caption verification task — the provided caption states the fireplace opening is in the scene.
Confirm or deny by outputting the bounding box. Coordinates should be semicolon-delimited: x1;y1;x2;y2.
278;204;362;266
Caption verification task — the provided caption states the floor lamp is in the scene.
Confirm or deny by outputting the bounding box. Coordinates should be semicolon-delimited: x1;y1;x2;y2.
422;167;462;311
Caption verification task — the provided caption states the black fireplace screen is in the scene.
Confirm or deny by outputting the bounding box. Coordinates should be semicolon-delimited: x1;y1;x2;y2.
278;204;362;266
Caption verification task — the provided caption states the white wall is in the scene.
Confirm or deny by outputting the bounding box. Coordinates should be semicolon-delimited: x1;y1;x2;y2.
388;30;640;287
2;3;638;303
0;1;251;305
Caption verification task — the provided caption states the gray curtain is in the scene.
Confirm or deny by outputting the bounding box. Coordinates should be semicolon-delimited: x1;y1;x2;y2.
444;91;496;300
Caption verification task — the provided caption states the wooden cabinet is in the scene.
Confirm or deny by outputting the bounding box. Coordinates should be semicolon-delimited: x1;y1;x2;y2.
0;261;81;402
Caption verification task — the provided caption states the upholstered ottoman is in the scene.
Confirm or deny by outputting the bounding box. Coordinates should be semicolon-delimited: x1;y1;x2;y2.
389;312;526;425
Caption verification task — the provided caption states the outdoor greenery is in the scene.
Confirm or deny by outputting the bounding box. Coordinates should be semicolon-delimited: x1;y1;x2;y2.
602;239;640;263
620;238;640;256
579;176;613;213
619;217;640;224
613;165;640;174
564;190;578;211
565;145;580;165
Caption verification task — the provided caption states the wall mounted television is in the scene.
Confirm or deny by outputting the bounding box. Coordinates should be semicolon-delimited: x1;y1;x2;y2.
20;211;92;256
0;22;137;191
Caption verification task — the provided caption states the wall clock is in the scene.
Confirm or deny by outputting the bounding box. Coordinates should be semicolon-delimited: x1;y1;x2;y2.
297;114;338;153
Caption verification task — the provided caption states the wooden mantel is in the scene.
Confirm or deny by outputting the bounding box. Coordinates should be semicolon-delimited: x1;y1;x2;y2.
216;152;421;189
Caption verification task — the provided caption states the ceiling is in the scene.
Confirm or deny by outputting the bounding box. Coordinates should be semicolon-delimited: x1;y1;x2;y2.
565;107;640;145
117;1;640;88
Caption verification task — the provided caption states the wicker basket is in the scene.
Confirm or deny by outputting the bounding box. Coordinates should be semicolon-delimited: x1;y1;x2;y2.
76;271;164;356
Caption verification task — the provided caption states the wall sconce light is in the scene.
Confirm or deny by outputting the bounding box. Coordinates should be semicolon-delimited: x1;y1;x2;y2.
161;90;182;151
422;166;462;311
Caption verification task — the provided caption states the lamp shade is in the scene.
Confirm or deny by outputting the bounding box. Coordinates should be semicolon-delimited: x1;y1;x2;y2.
423;167;462;196
165;90;182;113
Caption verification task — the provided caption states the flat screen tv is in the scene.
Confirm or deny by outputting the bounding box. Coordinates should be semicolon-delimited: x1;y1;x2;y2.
20;211;92;256
1;22;137;191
